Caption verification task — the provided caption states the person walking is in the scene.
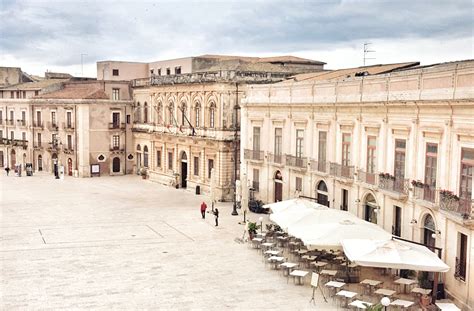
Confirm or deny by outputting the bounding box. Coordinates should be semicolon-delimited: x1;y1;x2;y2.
213;208;219;227
200;201;207;219
5;167;10;176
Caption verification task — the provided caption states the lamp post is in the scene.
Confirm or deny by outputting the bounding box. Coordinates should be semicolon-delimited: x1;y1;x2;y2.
381;297;390;311
258;216;263;234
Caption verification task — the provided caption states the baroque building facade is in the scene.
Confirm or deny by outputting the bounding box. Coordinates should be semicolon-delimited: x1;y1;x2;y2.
241;60;474;309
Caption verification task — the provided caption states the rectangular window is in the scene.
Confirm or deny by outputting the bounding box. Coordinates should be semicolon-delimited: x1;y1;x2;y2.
23;91;26;98
0;130;2;138
51;111;56;126
394;139;406;179
253;127;261;151
156;150;162;168
296;129;304;158
274;128;282;155
10;110;14;121
0;111;2;123
194;156;199;176
35;90;39;96
157;68;161;75
342;133;351;166
22;132;26;141
37;133;41;145
253;168;260;191
10;131;14;140
67;135;72;149
166;68;171;75
21;111;26;122
36;111;42;125
341;189;348;211
112;112;120;128
150;69;154;75
112;69;119;76
168;152;173;170
318;131;327;171
459;148;473;213
112;88;120;101
424;143;438;202
126;114;130;124
296;177;302;192
208;159;214;179
112;135;120;148
393;206;402;237
456;233;467;280
51;133;57;146
10;91;14;98
367;136;377;174
175;66;181;74
66;111;72;128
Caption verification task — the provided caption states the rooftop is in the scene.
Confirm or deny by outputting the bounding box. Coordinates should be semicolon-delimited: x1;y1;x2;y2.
0;79;68;91
34;82;109;99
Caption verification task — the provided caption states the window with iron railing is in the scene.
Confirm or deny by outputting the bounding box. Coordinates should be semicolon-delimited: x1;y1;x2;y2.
253;168;260;192
424;143;438;202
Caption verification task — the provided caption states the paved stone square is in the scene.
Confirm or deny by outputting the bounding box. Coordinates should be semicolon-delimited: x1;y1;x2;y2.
0;173;334;310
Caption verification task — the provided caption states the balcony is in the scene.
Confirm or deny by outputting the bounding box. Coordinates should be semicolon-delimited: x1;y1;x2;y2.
378;175;409;197
329;162;354;180
5;119;14;126
63;122;75;131
413;184;437;204
268;152;284;165
244;149;264;162
32;121;44;129
0;138;11;145
47;122;59;131
285;155;307;169
110;146;125;153
440;193;473;219
108;122;126;130
17;119;27;127
454;257;467;281
252;180;260;192
63;147;75;154
46;142;60;152
358;170;377;186
34;143;43;150
310;160;328;174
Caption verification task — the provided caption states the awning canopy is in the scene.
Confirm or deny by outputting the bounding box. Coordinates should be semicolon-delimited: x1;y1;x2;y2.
267;199;327;231
342;238;450;272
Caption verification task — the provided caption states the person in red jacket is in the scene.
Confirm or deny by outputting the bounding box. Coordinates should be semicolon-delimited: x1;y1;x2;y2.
200;201;207;219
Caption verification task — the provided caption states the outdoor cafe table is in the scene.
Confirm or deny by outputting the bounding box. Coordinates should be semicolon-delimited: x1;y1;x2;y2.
251;238;263;248
435;302;461;311
268;256;285;269
320;269;338;277
302;255;317;267
374;288;396;297
264;250;281;256
311;261;328;272
349;300;372;310
261;242;274;251
360;279;382;294
411;287;431;295
276;236;288;246
289;270;309;285
325;281;346;297
390;299;414;309
295;249;308;255
336;290;358;308
280;262;298;276
394;278;418;294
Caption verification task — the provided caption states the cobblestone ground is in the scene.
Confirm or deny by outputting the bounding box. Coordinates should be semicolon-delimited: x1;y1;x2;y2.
0;173;335;310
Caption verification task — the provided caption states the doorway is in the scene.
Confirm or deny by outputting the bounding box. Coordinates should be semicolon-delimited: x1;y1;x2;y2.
112;157;120;173
52;153;58;177
364;193;378;224
180;152;187;188
38;155;43;171
68;158;73;176
274;170;283;202
10;149;16;168
393;206;402;236
422;214;436;249
316;180;329;207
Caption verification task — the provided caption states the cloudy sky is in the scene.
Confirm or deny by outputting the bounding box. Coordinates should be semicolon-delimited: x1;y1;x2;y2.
1;0;472;77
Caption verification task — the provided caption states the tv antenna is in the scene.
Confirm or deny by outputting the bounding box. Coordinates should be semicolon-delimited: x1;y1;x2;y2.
81;53;88;77
363;42;375;66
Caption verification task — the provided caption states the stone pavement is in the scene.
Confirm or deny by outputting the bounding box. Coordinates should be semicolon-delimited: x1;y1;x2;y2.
0;173;335;310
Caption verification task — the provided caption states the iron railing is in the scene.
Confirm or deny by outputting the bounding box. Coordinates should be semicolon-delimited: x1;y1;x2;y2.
285;155;307;169
310;160;328;173
329;162;354;180
455;257;466;281
268;152;284;165
358;170;377;185
244;149;264;161
378;176;409;195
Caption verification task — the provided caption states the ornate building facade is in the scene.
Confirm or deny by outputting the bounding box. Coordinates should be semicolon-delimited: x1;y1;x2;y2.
241;60;474;309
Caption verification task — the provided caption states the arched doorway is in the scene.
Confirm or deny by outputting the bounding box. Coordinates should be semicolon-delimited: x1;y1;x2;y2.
274;170;283;202
10;149;16;168
67;158;73;176
364;193;378;224
112;157;120;173
180;152;187;188
38;155;43;171
422;214;436;249
143;146;149;167
52;153;58;177
316;180;329;207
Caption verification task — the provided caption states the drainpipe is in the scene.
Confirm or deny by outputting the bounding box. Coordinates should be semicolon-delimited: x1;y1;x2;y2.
74;104;78;172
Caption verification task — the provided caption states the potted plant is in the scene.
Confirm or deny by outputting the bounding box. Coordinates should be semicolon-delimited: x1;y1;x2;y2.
247;221;260;240
140;167;148;179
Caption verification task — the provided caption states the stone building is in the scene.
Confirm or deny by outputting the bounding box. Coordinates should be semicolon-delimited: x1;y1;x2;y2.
123;55;326;201
241;60;474;309
0;79;134;177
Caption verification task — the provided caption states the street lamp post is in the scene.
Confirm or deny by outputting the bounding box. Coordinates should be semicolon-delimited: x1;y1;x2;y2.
259;216;263;234
381;297;390;311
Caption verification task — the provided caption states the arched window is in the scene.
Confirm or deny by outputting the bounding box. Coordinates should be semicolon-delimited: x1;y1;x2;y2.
136;144;141;151
143;146;149;168
194;102;201;127
135;102;142;123
209;103;215;128
144;102;148;124
364;193;378;224
316;181;329;207
180;102;187;126
422;214;436;248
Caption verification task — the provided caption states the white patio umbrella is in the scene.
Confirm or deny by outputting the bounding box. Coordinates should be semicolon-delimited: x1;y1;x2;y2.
287;209;391;250
341;238;450;272
269;199;327;231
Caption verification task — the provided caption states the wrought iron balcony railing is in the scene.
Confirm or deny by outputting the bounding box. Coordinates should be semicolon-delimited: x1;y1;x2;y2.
455;257;466;281
108;122;126;129
268;152;284;165
32;121;44;128
358;170;377;185
378;176;409;195
47;122;59;131
244;149;264;161
413;184;437;203
285;155;307;169
329;162;354;180
310;160;328;173
440;194;473;219
63;122;75;130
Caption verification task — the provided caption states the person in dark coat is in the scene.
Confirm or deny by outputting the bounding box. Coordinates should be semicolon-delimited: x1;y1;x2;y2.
200;201;207;219
5;167;10;176
213;208;219;227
